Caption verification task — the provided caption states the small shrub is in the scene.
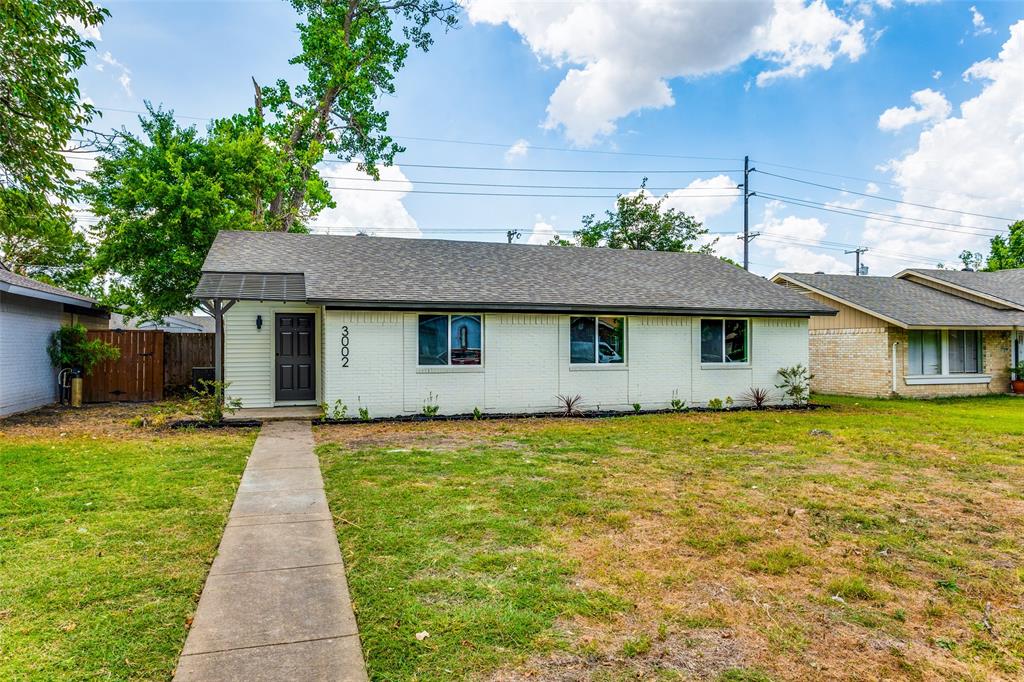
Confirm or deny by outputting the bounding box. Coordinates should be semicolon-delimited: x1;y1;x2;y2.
742;387;772;408
670;390;686;412
725;396;734;408
556;393;584;417
47;324;120;375
186;379;241;423
632;402;642;413
707;397;724;410
358;406;371;421
776;364;813;405
324;399;348;420
472;406;482;420
422;392;440;417
621;634;652;657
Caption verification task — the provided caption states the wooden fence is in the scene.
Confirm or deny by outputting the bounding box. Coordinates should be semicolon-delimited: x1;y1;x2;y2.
82;331;215;402
83;330;164;403
164;333;215;391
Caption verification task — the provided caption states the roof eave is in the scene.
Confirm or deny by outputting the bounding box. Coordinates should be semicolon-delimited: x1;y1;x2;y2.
0;281;95;308
894;269;1024;311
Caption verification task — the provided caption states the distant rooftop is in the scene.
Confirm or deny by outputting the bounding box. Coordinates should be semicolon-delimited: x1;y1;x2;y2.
776;272;1024;328
897;268;1024;309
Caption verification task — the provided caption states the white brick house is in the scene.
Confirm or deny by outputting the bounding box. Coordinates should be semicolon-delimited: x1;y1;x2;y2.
195;232;835;416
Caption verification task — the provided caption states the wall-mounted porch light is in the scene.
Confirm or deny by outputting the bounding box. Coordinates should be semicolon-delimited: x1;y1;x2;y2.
256;314;263;330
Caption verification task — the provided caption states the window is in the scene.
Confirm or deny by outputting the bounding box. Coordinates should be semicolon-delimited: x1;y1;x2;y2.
908;330;941;375
908;329;983;376
948;330;981;374
570;316;625;364
418;314;482;366
701;319;748;363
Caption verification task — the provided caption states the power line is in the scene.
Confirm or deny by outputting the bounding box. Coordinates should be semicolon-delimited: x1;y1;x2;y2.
755;192;1005;237
285;186;744;199
318;176;739;192
754;169;1015;222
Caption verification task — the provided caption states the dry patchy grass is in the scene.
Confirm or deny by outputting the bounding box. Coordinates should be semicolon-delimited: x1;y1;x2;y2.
318;396;1024;681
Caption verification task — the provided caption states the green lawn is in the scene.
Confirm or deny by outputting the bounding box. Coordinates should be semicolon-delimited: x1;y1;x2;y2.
0;416;254;681
317;396;1024;681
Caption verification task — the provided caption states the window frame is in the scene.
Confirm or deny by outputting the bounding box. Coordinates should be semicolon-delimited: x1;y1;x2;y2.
700;318;750;366
906;328;986;381
416;313;484;368
568;315;627;366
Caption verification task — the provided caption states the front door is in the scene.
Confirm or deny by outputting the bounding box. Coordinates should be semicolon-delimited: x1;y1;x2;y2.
275;313;316;402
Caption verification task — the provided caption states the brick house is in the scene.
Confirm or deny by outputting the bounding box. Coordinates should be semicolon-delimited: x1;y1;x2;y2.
193;231;836;416
772;270;1024;398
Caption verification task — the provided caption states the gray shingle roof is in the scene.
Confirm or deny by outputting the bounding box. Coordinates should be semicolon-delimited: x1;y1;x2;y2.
0;266;95;305
196;231;835;316
900;268;1024;308
778;273;1024;328
194;272;306;301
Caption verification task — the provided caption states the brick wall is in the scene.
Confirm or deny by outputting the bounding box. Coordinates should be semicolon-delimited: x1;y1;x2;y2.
809;328;893;397
809;326;1014;398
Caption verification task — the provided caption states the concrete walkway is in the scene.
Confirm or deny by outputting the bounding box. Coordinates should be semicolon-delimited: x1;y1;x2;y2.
174;421;368;681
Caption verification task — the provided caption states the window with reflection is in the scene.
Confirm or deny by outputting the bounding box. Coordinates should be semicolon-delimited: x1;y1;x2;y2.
570;316;625;364
418;314;482;366
701;319;748;363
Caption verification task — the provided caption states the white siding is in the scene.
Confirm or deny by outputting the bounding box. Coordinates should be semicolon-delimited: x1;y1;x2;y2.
223;302;324;408
313;311;809;418
0;292;61;417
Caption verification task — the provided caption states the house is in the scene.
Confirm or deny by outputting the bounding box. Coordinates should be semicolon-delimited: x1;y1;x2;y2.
0;263;108;417
193;232;835;416
772;271;1023;398
110;312;215;333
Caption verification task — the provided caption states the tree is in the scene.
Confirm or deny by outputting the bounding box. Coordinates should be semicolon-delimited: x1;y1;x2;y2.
85;106;332;319
0;0;107;287
958;250;983;271
256;0;458;230
555;179;716;253
985;220;1024;271
0;0;107;198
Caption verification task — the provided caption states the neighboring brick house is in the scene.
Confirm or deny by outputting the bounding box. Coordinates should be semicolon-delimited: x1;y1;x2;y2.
772;271;1024;398
193;232;837;416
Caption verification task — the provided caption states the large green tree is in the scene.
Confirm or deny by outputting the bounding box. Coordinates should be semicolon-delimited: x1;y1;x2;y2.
984;220;1024;271
551;179;717;253
85;107;332;319
257;0;458;230
0;0;107;284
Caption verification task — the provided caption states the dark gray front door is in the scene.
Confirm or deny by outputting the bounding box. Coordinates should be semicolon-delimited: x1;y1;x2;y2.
275;314;315;402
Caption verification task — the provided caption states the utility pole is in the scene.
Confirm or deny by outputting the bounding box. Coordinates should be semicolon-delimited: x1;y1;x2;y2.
506;229;521;244
845;247;868;275
740;155;758;271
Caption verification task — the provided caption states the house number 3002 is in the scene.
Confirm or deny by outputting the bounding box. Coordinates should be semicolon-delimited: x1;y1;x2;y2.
340;326;350;367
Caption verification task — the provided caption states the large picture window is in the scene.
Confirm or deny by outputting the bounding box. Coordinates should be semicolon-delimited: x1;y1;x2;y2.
910;329;983;376
418;314;482;366
570;316;625;364
701;319;748;363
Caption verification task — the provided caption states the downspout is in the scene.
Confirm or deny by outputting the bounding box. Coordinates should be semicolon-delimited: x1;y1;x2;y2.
891;341;901;395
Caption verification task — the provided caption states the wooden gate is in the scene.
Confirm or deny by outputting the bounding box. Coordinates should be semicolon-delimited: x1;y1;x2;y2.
84;330;164;403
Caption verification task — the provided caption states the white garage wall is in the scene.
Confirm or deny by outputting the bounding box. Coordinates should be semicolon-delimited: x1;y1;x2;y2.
0;292;61;417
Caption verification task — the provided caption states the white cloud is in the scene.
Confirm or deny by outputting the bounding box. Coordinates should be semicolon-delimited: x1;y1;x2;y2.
660;174;741;223
970;6;993;36
931;69;942;80
464;0;867;145
309;162;421;238
877;88;950;131
526;220;558;245
504;139;529;163
756;200;849;273
864;20;1024;272
99;51;132;96
68;18;102;41
865;182;881;194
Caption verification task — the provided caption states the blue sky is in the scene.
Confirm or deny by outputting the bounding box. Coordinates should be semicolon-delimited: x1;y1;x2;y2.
74;0;1024;276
